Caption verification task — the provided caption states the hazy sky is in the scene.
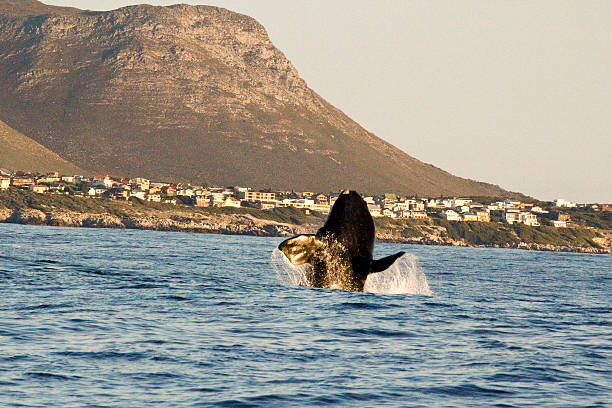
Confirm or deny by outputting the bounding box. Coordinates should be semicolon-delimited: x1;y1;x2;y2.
43;0;611;202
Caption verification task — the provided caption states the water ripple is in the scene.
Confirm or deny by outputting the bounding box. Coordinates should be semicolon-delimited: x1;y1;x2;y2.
0;223;610;408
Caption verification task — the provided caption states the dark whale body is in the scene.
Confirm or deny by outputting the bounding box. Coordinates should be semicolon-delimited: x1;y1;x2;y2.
278;190;405;291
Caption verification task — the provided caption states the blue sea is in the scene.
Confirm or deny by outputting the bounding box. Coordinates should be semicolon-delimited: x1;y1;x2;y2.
0;223;610;407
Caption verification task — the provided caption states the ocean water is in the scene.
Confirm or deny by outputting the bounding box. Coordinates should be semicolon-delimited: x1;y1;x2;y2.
0;223;610;407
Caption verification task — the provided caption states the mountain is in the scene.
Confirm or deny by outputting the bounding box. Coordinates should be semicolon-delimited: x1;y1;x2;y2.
0;119;83;174
0;0;518;196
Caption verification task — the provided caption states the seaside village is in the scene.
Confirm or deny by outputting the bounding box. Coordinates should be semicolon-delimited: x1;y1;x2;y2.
2;171;609;228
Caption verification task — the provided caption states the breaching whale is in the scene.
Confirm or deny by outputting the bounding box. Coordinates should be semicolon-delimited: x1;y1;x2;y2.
278;190;405;291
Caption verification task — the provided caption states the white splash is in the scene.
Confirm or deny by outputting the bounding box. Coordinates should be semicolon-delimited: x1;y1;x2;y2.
271;249;433;296
363;253;433;295
271;248;311;286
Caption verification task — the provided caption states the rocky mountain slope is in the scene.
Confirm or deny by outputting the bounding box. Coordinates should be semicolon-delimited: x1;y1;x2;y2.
0;0;518;196
0;119;83;174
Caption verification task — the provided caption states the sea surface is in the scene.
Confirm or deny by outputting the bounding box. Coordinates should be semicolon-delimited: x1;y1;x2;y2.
0;223;610;407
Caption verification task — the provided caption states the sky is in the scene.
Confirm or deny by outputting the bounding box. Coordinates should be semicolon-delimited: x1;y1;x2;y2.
43;0;612;202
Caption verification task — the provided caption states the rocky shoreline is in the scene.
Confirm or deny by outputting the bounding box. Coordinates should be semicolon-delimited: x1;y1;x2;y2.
1;207;609;254
377;235;611;254
0;207;310;237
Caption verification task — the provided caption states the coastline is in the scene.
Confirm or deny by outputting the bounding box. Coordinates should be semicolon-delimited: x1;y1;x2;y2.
1;206;609;255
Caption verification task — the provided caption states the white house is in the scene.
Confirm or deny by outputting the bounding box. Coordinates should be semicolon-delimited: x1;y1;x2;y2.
405;211;428;219
504;210;521;224
177;188;195;197
442;210;461;221
519;212;540;227
368;204;382;217
222;197;241;208
555;199;576;208
452;198;472;207
0;177;9;190
92;175;114;188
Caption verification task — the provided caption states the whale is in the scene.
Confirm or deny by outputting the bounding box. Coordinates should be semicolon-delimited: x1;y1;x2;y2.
278;190;405;291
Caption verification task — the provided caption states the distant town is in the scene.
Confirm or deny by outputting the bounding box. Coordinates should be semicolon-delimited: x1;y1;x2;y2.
1;170;610;229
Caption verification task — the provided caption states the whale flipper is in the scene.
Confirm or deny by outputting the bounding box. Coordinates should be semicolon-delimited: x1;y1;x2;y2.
278;234;324;265
371;252;405;273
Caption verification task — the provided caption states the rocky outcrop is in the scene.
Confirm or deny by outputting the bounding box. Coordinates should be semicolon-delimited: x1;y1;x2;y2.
0;206;312;237
0;1;520;197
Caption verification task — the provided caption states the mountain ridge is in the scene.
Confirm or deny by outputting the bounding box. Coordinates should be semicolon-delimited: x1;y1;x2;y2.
0;0;523;197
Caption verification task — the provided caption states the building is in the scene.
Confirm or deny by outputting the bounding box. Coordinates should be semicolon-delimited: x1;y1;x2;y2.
222;197;241;208
452;198;472;207
557;213;570;222
195;196;211;207
531;206;548;214
133;178;150;191
442;210;461;221
280;198;315;209
383;193;397;209
462;213;478;222
177;188;195;197
37;172;61;183
504;210;521;225
368;204;382;217
11;177;34;188
363;196;376;205
31;184;49;194
0;177;9;190
106;188;129;200
550;220;567;228
382;208;396;218
92;175;114;188
147;193;162;203
315;194;328;205
242;191;276;201
504;200;522;209
162;186;176;197
456;205;471;214
555;199;576;208
519;212;540;227
256;201;278;210
475;210;490;222
404;211;428;219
